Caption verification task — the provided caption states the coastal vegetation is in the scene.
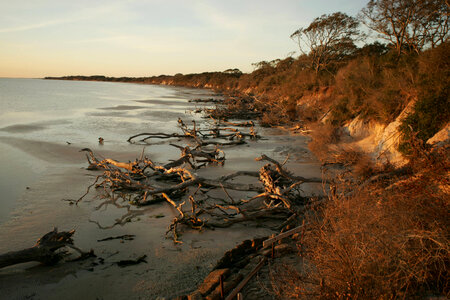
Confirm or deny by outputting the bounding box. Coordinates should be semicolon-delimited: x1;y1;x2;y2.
45;0;449;298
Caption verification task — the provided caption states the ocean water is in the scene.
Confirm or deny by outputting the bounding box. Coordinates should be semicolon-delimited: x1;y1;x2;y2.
0;78;217;223
0;78;217;144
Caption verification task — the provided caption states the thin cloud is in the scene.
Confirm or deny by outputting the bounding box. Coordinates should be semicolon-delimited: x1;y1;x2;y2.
0;2;130;34
0;18;74;33
67;36;135;44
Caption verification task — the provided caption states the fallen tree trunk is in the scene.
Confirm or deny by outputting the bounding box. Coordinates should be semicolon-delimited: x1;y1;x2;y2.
0;228;90;269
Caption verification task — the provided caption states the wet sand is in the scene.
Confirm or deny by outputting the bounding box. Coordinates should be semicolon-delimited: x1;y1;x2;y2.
0;111;322;300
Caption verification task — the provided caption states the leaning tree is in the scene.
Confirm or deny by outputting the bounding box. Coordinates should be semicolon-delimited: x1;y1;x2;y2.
290;12;361;73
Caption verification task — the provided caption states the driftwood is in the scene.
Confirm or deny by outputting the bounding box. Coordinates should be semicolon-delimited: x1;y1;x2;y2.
127;118;259;146
74;118;324;242
77;148;323;242
0;228;92;269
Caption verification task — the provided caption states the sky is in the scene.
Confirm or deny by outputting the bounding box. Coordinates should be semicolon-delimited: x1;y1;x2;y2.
0;0;369;78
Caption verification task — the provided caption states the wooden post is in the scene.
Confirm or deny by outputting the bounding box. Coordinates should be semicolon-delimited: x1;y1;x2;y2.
220;274;224;299
262;223;306;248
225;257;267;300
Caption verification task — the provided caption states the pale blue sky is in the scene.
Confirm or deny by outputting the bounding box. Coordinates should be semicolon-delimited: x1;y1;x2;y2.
0;0;368;78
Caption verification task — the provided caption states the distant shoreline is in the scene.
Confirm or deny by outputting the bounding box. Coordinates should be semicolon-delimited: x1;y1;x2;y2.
44;71;242;91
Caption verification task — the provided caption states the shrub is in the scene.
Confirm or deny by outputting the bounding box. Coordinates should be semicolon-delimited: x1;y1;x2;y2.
331;54;414;124
299;105;322;123
400;42;450;154
329;97;355;125
275;146;449;299
308;123;340;161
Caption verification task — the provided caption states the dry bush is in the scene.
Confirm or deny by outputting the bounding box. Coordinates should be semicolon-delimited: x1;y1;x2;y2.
298;104;324;123
276;146;449;299
308;123;340;162
331;55;414;124
269;263;317;299
331;147;364;166
399;42;450;154
350;154;377;179
332;147;379;179
260;110;283;127
259;97;298;126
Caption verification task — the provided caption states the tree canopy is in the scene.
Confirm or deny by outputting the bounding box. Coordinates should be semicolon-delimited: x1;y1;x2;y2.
290;12;361;73
360;0;449;54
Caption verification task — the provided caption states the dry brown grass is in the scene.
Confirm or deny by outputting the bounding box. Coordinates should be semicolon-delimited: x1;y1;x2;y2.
331;147;364;166
271;146;449;299
308;123;341;162
332;147;383;180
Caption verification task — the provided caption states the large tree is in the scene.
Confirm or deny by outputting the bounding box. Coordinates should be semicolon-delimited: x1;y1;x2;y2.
360;0;449;55
290;12;360;73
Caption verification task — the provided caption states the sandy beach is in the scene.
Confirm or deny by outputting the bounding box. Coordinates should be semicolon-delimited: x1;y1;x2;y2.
0;90;322;299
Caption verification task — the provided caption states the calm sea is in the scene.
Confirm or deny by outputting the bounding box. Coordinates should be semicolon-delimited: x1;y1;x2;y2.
0;78;216;223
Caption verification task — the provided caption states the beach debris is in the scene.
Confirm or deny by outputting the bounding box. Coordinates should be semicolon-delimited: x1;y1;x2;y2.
97;234;135;242
225;257;267;300
73;117;324;243
262;223;306;248
98;137;104;144
67;249;96;262
0;228;93;269
188;98;222;104
115;255;147;267
127;117;259;146
185;237;271;299
201;94;263;121
150;213;165;218
76;149;323;243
